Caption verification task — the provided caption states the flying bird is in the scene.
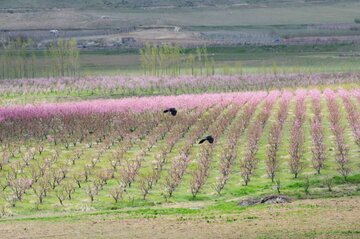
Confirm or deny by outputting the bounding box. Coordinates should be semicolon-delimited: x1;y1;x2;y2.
199;135;214;144
163;108;177;116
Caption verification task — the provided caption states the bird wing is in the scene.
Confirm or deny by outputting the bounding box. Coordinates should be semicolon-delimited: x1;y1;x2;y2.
163;109;169;113
199;139;206;144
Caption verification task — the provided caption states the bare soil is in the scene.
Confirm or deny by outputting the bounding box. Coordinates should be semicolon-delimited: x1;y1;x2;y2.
1;197;360;239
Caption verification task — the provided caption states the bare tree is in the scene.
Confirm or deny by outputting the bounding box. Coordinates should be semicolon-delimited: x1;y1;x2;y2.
9;178;32;201
86;186;98;203
63;181;76;200
164;154;190;197
110;185;125;203
55;187;66;206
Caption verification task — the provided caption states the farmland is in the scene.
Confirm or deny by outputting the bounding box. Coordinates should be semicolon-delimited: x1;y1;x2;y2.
0;72;359;106
1;77;360;238
1;1;360;238
1;77;360;237
0;81;360;216
2;0;360;53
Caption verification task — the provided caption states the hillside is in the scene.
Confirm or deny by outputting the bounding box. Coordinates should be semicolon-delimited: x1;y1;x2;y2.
1;0;360;49
1;0;357;9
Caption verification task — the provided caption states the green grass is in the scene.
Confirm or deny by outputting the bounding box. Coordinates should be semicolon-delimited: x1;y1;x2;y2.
2;43;360;79
78;44;360;77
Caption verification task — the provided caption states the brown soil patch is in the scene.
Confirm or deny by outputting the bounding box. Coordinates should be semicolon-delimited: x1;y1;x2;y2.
1;197;360;238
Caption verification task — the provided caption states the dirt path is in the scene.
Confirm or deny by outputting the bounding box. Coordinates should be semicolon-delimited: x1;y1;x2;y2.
1;197;360;239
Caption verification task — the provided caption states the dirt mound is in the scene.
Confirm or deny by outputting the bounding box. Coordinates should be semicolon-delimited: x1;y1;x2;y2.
238;195;292;207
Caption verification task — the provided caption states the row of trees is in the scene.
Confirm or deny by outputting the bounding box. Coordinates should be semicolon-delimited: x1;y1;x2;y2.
1;89;360;208
0;39;35;79
0;106;179;206
140;44;215;76
190;105;240;198
288;90;307;179
163;105;227;198
309;90;326;174
266;91;292;182
214;95;261;195
240;91;280;185
325;90;351;180
0;38;80;79
339;90;360;149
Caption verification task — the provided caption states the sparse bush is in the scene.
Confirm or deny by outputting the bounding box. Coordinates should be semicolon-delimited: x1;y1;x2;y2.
0;205;13;217
303;177;311;195
324;176;333;192
275;179;281;194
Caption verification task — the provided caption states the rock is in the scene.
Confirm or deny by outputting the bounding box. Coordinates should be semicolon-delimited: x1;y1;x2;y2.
260;195;292;204
239;195;292;207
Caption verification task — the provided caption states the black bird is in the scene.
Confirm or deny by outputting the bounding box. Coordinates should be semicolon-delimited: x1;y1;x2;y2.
163;108;177;116
199;135;214;144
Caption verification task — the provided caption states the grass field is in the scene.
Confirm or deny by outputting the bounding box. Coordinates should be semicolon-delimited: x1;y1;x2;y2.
9;44;358;78
79;45;360;76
